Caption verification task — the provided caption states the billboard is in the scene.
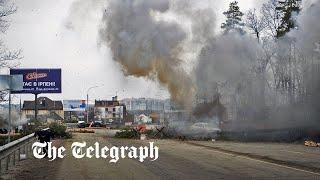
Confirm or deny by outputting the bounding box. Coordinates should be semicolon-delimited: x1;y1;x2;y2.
63;100;86;112
10;68;61;94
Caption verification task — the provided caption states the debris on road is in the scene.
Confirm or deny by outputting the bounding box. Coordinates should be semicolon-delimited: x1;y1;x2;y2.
140;134;146;140
304;140;319;147
115;128;140;138
68;129;95;133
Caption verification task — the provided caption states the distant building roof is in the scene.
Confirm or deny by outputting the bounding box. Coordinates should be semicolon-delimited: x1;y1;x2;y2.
22;97;63;110
95;100;120;107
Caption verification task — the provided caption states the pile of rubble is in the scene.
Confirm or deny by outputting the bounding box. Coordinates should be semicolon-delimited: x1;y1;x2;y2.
304;140;320;147
68;128;95;133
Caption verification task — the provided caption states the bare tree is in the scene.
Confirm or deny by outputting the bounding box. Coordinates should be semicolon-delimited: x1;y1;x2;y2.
0;1;22;102
261;0;282;38
246;9;266;42
0;1;16;33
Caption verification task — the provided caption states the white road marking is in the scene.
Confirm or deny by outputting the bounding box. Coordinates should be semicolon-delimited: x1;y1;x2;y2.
281;150;305;155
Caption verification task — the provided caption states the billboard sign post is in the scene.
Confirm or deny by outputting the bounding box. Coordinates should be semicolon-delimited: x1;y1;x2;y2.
9;68;62;124
10;68;61;94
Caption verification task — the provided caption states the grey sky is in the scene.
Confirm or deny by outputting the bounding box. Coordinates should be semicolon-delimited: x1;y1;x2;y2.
3;0;265;103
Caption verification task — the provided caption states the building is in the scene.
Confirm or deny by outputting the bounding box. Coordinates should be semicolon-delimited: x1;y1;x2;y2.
22;97;64;122
121;98;174;112
94;97;126;124
121;98;147;111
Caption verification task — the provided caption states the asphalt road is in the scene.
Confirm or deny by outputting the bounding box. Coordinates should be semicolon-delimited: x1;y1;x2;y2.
2;129;320;180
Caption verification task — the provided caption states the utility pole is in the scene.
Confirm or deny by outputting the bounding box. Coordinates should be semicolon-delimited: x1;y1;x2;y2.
86;93;89;123
86;85;103;123
19;96;21;125
8;76;11;143
34;93;38;122
4;73;23;143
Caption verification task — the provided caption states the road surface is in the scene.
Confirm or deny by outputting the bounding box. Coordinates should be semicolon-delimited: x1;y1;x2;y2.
1;129;320;180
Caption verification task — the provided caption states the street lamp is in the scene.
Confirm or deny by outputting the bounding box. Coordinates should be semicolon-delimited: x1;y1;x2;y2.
115;89;125;99
86;85;103;123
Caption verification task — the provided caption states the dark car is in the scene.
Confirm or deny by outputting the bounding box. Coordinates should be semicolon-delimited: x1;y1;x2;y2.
0;128;8;134
93;120;103;127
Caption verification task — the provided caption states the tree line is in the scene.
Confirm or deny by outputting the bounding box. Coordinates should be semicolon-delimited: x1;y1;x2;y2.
217;0;319;130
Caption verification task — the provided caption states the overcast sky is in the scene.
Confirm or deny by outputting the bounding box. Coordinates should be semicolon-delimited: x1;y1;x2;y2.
3;0;265;103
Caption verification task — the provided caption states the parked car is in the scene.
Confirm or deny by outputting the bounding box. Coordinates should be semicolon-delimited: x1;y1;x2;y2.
0;128;8;134
77;121;86;128
189;122;221;138
93;120;103;127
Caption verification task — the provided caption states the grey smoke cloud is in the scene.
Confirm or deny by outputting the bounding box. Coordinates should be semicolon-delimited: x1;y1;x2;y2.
0;108;28;127
196;33;261;91
170;0;216;44
289;0;320;55
99;0;199;107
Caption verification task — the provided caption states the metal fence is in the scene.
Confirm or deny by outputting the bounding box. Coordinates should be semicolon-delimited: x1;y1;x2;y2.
0;133;36;175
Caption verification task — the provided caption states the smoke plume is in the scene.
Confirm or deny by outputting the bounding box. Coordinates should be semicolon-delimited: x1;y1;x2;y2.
99;0;204;107
0;108;28;128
